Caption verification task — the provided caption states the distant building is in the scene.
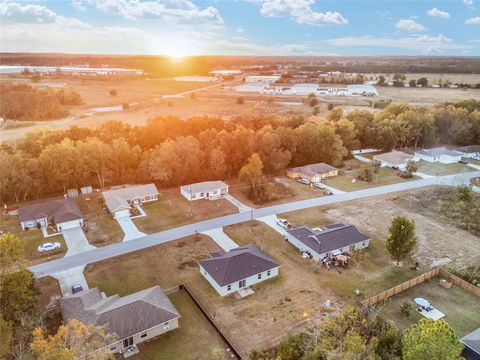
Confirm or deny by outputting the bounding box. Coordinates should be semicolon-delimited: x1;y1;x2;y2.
455;145;480;160
199;244;280;297
209;70;242;75
285;223;370;262
245;75;281;83
19;198;83;231
414;147;463;164
174;76;218;82
60;286;180;355
287;163;338;183
180;181;228;201
373;150;413;170
461;327;480;360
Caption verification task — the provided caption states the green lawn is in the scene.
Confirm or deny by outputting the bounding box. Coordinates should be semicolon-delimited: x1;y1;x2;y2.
0;213;67;264
464;157;480;166
76;194;124;246
380;280;480;337
415;160;475;176
138;289;230;360
323;167;417;192
133;190;237;233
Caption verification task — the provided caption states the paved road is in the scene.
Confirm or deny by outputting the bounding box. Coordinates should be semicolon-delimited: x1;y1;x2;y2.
29;171;480;277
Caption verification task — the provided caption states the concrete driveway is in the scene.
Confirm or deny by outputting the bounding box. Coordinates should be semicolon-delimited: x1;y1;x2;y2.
224;194;251;212
257;215;288;236
62;227;96;256
52;265;88;296
201;228;238;251
116;216;146;241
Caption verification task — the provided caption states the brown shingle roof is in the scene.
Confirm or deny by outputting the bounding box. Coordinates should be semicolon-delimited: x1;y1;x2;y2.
18;198;82;223
199;245;279;287
287;223;369;255
288;163;337;177
60;286;179;340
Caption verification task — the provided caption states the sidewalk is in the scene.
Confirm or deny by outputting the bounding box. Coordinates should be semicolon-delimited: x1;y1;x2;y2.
224;194;251;212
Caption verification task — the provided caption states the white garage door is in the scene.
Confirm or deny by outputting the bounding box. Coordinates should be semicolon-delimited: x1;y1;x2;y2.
114;209;131;218
58;219;82;230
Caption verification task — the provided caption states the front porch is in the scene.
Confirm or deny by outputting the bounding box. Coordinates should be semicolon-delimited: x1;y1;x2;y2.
121;345;139;358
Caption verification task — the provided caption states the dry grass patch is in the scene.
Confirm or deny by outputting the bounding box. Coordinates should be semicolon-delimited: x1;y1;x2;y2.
133;188;238;233
76;194;123;246
415;160;475;176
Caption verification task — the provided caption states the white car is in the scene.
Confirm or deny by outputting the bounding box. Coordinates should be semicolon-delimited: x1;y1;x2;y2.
277;219;292;230
37;242;61;253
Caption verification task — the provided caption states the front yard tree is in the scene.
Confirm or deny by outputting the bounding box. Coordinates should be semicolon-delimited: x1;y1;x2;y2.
0;233;26;276
403;319;463;360
239;153;264;204
386;216;417;265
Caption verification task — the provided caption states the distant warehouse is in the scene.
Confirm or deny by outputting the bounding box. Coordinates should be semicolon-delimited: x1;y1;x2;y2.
245;75;281;83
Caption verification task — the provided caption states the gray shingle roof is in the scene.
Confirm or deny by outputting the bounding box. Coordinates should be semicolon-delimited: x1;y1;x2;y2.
19;198;83;223
199;244;279;287
416;147;462;158
461;327;480;355
102;183;158;213
287;223;369;255
288;163;338;177
456;145;480;154
60;286;179;340
180;181;228;194
373;150;412;165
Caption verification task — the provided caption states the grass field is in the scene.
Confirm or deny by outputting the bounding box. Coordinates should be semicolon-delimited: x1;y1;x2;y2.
75;194;124;246
0;213;67;264
415;160;475;176
227;176;329;208
323;164;416;192
133;189;237;233
138;289;230;360
380;280;480;337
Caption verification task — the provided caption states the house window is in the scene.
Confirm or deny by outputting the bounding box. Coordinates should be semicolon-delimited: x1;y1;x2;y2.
267;270;271;276
349;244;355;252
227;284;232;291
140;332;147;338
239;279;246;288
163;322;170;330
362;241;366;247
258;273;262;280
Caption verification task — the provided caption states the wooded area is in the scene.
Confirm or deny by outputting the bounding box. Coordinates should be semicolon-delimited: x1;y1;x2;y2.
1;99;479;203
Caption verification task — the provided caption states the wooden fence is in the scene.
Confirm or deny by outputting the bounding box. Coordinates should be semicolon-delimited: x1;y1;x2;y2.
362;267;480;307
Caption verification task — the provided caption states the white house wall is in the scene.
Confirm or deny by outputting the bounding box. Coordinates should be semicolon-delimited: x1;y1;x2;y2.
199;264;279;296
57;218;83;231
285;233;370;261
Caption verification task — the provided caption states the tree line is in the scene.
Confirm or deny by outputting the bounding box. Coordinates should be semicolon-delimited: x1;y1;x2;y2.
0;84;82;121
1;99;479;203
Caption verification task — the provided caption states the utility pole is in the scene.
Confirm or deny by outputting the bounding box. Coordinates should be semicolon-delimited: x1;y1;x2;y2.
250;207;253;232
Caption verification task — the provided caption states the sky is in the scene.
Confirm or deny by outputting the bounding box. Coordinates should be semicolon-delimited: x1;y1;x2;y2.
0;0;479;56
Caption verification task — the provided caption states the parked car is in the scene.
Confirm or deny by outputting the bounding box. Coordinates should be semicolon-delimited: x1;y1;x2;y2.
458;160;468;165
296;177;310;185
277;218;292;230
37;242;61;253
71;284;83;294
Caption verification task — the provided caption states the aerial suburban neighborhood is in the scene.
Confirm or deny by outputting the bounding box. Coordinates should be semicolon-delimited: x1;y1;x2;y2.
1;1;480;360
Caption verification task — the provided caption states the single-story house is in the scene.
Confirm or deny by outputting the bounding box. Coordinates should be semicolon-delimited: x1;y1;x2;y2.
286;163;338;183
180;181;228;201
19;198;83;231
373;150;413;170
102;183;159;218
199;244;280;297
60;286;180;355
456;145;480;160
285;223;370;261
461;327;480;360
414;147;463;164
